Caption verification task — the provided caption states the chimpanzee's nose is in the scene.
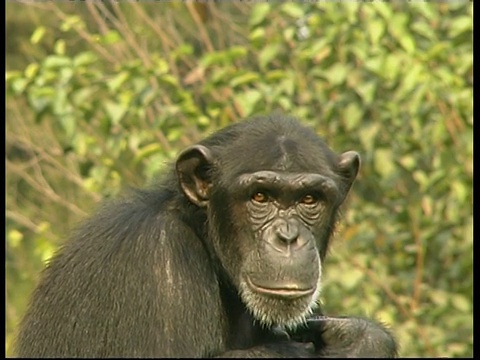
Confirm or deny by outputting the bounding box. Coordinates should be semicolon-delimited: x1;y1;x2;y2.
274;218;299;245
267;217;311;255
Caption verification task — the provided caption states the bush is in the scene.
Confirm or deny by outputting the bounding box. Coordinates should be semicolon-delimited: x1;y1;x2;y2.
6;2;472;356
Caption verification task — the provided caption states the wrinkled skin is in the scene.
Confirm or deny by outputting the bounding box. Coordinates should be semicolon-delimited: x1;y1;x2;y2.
15;115;397;358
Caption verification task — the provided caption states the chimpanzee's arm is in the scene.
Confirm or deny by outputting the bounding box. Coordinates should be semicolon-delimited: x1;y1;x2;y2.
290;315;398;358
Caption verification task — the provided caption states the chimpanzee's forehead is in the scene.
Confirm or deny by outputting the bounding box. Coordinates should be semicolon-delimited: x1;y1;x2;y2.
218;131;338;177
198;115;340;181
235;170;340;195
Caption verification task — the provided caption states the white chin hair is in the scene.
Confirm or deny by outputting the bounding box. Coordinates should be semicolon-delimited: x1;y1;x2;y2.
240;258;322;330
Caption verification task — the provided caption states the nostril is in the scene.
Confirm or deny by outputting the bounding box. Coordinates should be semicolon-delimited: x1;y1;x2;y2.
278;232;298;244
276;224;299;244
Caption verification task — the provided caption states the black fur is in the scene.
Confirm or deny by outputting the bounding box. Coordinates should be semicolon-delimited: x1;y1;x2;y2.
15;115;397;358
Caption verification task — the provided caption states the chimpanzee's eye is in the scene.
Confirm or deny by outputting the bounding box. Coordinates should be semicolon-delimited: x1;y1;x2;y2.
252;192;269;203
301;194;316;205
300;193;324;205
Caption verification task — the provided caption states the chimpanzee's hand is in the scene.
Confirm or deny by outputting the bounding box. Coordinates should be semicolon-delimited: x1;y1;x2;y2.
290;315;398;358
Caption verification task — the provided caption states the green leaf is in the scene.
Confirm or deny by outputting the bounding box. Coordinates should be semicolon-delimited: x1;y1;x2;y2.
340;268;364;290
230;72;260;88
249;27;266;45
52;88;70;115
398;155;416;171
35;236;56;264
107;71;129;92
43;55;71;69
227;46;248;61
448;16;472;38
134;143;162;164
60;15;84;32
104;101;127;125
297;38;329;62
399;34;416;54
386;13;416;54
28;86;56;113
167;128;182;142
451;181;468;203
5;70;22;82
153;57;169;75
374;148;396;178
277;96;293;111
198;116;210;126
411;21;437;42
372;2;393;20
413;170;429;190
174;44;194;57
368;19;386;46
9;78;28;95
283;27;295;42
278;77;295;97
158;74;178;87
429;288;449;307
200;47;247;67
425;41;449;60
73;51;98;67
235;89;262;117
30;26;46;44
451;294;471;312
24;63;39;79
59;114;77;139
364;56;383;76
265;70;287;82
382;54;402;82
355;81;377;105
324;63;349;86
101;30;122;45
249;3;271;27
343;103;363;131
71;87;96;107
259;44;281;69
414;4;436;21
358;123;380;153
54;39;66;55
280;3;304;18
396;62;423;97
7;230;23;248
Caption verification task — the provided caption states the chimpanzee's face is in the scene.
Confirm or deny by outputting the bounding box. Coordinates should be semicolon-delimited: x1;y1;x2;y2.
176;120;360;328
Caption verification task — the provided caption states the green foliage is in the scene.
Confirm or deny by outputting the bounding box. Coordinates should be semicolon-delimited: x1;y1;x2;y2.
6;2;472;357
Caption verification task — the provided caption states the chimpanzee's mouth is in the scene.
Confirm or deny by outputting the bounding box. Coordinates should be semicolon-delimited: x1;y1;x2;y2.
246;276;315;299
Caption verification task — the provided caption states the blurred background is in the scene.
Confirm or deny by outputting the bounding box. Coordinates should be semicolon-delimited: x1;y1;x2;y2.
5;1;473;357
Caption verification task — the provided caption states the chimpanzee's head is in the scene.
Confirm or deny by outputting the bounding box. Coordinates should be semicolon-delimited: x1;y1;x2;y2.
176;115;360;329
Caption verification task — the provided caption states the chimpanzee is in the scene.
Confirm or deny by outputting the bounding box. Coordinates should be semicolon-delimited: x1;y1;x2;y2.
15;114;397;358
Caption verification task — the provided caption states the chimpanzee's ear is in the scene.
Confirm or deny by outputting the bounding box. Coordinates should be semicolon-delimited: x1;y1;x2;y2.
336;151;361;201
176;145;214;207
